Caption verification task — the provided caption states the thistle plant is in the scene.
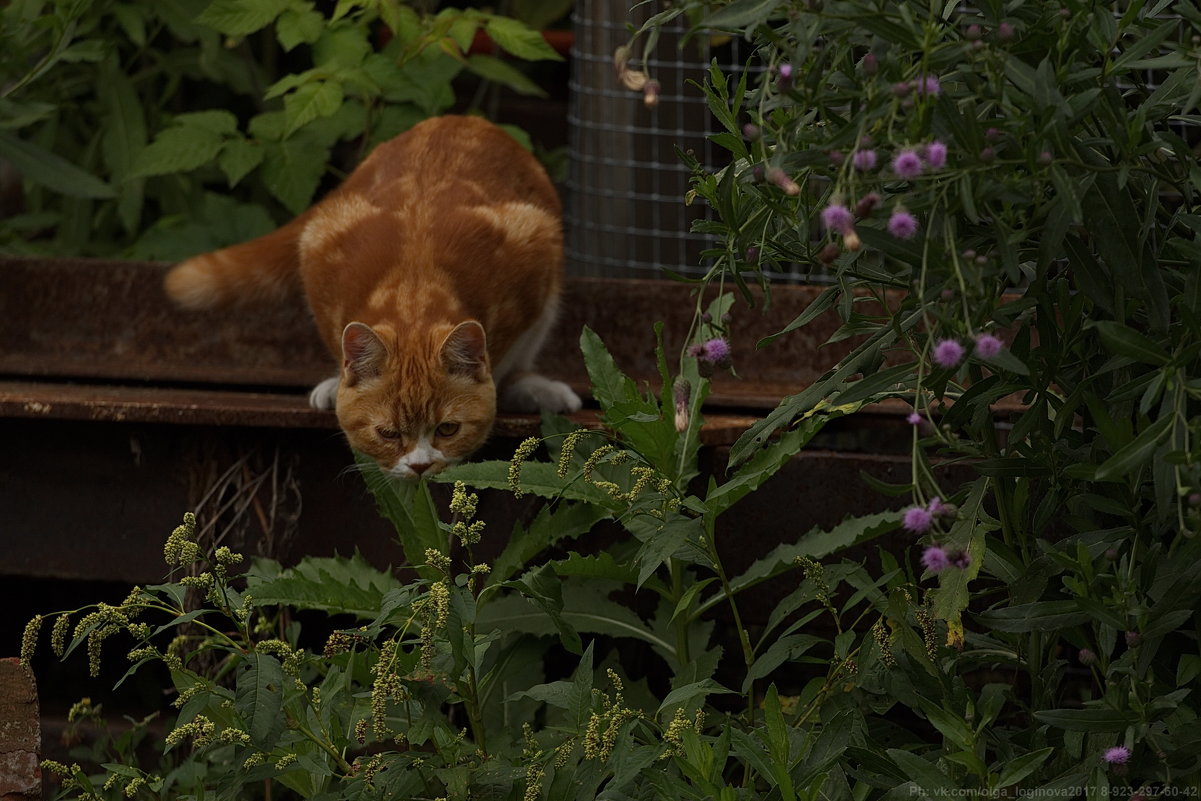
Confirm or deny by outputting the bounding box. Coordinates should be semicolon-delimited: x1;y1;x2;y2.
614;0;1201;791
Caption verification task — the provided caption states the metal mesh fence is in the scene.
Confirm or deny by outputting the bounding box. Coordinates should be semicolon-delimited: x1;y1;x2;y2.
564;0;754;279
564;3;1197;280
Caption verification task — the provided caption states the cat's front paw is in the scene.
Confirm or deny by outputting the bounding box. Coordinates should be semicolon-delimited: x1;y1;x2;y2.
309;377;340;410
500;374;583;414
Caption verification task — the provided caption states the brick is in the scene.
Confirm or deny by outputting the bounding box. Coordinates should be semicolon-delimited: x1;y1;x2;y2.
0;658;40;800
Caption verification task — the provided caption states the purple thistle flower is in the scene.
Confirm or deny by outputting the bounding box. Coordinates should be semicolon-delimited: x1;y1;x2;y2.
820;204;854;234
921;545;950;572
927;496;945;516
851;149;877;170
778;63;793;80
1102;746;1130;765
699;337;731;366
892;149;923;179
903;505;934;534
933;338;965;368
887;209;919;239
974;333;1003;359
915;75;941;96
924;140;948;169
907;412;922;425
1078;648;1097;666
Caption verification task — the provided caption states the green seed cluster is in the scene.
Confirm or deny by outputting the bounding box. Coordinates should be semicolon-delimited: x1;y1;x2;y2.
582;669;639;761
508;437;541;497
164;512;200;567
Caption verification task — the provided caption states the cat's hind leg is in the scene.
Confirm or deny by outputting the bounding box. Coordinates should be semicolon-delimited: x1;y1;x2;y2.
494;300;582;414
500;372;582;413
309;376;340;410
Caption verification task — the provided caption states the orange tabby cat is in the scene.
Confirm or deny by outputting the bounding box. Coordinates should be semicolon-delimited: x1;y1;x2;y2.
164;115;581;479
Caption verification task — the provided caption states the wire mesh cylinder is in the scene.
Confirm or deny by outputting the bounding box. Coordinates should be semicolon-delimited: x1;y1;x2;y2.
565;1;744;279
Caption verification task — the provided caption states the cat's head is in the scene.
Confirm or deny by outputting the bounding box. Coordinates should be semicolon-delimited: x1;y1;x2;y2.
334;320;496;480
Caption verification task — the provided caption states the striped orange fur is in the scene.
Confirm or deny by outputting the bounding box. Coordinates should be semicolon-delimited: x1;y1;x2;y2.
164;115;581;479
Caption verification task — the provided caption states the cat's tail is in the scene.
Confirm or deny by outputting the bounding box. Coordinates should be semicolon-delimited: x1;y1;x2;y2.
164;212;311;309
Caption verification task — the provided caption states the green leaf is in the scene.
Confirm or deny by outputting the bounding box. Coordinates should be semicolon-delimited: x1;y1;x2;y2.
708;399;866;517
0;131;115;198
634;516;701;588
477;584;676;662
1032;708;1138;732
276;5;325;50
504;563;582;654
218;138;264;187
283;80;345;137
357;457;446;569
763;685;796;801
657;678;735;714
96;60;146;229
1094;414;1173;482
997;747;1055;787
928;478;990;621
489;503;610;586
132;123;224;177
743;634;821;692
465;54;547;97
438;460;620;508
885;749;957;795
235;653;285;750
758;286;839;348
1091;320;1170;365
729;306;924;467
975;600;1090;633
196;0;290;36
509;641;594;728
484;16;563;61
261;136;327;213
247;553;404;618
702;0;782;30
716;511;898;604
579;325;639;410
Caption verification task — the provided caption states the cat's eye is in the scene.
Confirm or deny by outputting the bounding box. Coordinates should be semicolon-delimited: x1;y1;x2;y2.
435;422;460;437
376;426;401;440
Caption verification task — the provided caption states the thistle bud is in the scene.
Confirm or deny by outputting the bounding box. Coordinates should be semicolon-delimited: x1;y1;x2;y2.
765;166;800;195
672;376;691;433
855;192;881;217
643;79;660;107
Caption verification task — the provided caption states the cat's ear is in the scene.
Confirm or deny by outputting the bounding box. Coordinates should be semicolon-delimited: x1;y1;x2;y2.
440;321;489;382
341;322;388;386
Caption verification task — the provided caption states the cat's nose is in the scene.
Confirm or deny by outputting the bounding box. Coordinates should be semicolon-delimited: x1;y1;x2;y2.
409;462;433;476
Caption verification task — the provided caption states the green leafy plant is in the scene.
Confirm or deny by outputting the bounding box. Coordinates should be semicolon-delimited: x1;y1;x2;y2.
0;0;563;258
616;0;1201;792
17;0;1201;797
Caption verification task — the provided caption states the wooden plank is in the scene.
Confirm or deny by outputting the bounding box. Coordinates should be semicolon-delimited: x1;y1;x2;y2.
0;380;762;446
0;257;865;409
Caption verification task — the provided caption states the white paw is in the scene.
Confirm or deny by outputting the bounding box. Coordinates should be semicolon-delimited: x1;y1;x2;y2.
500;375;582;414
309;377;339;410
